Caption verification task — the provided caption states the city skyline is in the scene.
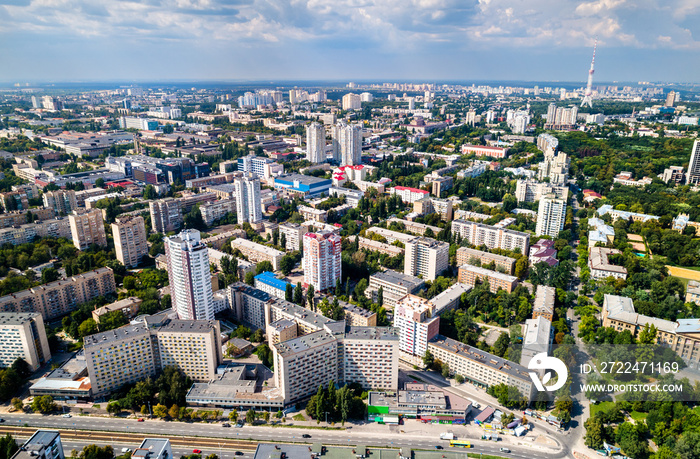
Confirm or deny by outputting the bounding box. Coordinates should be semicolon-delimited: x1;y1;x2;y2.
2;0;700;84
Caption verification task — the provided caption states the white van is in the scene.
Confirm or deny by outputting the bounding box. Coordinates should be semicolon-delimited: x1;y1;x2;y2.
121;448;132;453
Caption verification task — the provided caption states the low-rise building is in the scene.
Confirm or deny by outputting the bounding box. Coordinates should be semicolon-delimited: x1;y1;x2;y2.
390;186;430;204
520;316;553;368
457;265;518;293
131;439;172;459
12;430;64;459
200;199;236;226
230;238;285;271
365;227;417;245
328;186;364;206
365;269;424;309
456;247;516;274
29;351;91;400
91;297;142;324
298;205;327;222
368;385;472;424
358;237;404;257
254;271;292;300
529;239;559;267
589;247;628;280
532;285;555;321
340;300;377;327
278;222;307;251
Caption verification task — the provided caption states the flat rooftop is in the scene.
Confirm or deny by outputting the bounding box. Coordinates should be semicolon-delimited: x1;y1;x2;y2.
460;264;518;282
273;330;336;358
370;269;424;289
0;312;40;326
344;326;399;341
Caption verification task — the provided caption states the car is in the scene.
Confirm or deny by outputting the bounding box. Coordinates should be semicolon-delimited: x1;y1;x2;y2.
235;453;244;456
499;448;510;453
0;419;4;423
234;422;243;428
434;446;443;450
62;414;71;418
137;418;144;422
193;450;202;454
302;434;312;438
121;449;132;453
222;423;231;427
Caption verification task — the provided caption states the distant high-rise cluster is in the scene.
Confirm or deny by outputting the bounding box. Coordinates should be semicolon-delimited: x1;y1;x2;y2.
165;229;214;321
545;103;578;129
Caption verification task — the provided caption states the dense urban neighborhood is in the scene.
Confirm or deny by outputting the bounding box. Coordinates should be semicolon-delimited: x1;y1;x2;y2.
0;79;699;459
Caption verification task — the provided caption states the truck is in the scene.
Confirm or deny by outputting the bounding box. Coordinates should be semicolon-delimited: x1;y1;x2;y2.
440;432;454;440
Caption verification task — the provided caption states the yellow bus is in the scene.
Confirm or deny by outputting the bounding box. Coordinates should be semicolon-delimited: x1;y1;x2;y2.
449;440;471;448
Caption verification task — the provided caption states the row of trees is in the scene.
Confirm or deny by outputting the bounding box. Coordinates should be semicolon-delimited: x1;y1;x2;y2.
305;382;366;424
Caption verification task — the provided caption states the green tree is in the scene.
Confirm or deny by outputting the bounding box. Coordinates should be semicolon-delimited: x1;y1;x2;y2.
307;284;315;310
244;271;255;286
255;261;274;275
143;185;158;200
106;401;121;416
246;409;256;424
153;403;168;418
422;349;434;368
285;283;293;302
95;178;105;188
441;363;450;378
32;395;56;414
168;404;180;419
377;286;383;306
10;397;23;412
0;433;19;459
80;445;114;459
229;410;238;423
294;282;303;305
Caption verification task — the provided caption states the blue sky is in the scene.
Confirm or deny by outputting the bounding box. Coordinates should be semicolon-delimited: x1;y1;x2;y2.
1;0;699;83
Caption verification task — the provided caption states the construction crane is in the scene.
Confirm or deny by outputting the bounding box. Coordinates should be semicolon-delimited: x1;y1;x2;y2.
581;39;597;108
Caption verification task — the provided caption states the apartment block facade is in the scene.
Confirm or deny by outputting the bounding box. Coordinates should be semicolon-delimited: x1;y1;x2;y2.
165;229;214;321
0;313;51;371
456;247;516;274
84;317;222;397
0;267;116;321
278;223;307;251
199;199;236;226
458;265;519;293
43;190;77;215
149;199;182;233
451;219;530;255
365;269;424;309
303;231;342;292
404;237;449;281
112;215;148;268
428;335;535;399
230;238;284;271
69;209;107;250
535;194;567;238
393;294;439;357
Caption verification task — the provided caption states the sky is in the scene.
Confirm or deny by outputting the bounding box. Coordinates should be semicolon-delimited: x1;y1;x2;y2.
1;0;700;84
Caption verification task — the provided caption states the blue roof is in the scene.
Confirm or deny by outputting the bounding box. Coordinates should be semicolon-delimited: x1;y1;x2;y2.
254;271;290;291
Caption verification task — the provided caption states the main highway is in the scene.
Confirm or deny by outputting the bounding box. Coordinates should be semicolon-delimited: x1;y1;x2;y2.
0;411;566;459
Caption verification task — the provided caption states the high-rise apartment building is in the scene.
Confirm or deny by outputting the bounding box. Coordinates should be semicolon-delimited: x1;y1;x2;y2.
84;317;221;397
404;237;449;281
234;173;262;225
43;190;77;216
687;140;700;185
335;122;362;166
393;294;439;357
364;269;424;308
515;180;568;203
149;198;182;233
0;313;51;371
303;231;342;292
0;268;116;321
165;229;214;321
69;209;107;250
341;93;362;110
305;122;326;164
112;215;148;268
535;194;567;237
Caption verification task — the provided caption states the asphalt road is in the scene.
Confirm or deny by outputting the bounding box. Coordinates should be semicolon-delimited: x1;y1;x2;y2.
1;413;561;459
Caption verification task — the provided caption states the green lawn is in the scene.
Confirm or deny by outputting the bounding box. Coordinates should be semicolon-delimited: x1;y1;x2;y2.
629;411;647;422
590;401;615;416
293;413;307;421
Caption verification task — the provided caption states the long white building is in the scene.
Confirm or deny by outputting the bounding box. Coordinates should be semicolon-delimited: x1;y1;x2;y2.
165;229;214;321
451;220;530;255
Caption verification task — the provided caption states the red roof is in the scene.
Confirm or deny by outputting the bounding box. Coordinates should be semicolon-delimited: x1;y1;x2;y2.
395;186;429;194
464;144;506;151
339;165;364;171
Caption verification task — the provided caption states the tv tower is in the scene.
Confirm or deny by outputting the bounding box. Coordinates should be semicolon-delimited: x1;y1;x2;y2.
581;39;597;108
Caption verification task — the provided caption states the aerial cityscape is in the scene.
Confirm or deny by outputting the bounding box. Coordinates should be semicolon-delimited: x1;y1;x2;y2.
2;2;700;459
